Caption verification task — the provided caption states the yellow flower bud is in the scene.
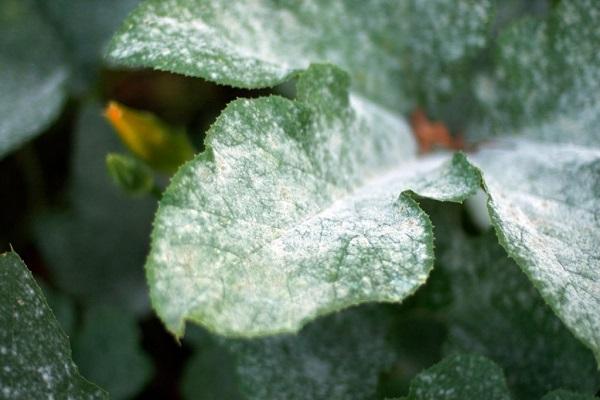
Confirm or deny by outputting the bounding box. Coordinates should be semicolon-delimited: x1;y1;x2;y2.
104;101;195;174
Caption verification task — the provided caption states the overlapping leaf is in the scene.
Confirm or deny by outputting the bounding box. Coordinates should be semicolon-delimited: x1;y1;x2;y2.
471;139;600;364
145;64;481;337
106;0;492;112
0;252;106;399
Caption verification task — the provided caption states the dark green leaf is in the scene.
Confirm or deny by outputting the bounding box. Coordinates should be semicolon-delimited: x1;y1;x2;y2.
0;251;106;399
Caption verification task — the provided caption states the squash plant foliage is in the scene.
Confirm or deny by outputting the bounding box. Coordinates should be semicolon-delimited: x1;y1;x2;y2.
1;0;599;399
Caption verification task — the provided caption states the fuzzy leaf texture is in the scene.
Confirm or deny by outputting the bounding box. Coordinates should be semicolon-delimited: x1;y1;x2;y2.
145;64;481;337
106;0;492;112
106;0;600;368
106;0;600;356
0;252;106;399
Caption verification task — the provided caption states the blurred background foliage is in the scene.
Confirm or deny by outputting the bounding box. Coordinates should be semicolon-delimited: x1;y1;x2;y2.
3;0;598;399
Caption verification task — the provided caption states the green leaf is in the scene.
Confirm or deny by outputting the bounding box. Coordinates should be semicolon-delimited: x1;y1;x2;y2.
146;64;480;337
73;306;153;400
0;0;69;158
541;390;598;400
434;224;599;398
39;282;77;338
33;104;156;315
228;305;398;400
0;251;106;399
471;139;600;365
403;354;511;400
106;0;492;111
469;0;600;146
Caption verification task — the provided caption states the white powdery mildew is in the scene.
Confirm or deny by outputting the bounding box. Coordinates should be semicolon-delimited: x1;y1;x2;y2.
473;139;600;362
147;65;481;336
107;0;491;111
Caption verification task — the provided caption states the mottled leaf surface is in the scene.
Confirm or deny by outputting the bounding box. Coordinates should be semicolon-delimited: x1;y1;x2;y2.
0;0;69;157
470;0;600;146
106;0;491;111
0;252;106;399
403;354;511;400
147;64;480;337
73;306;153;400
228;305;397;400
33;104;156;315
472;139;600;364
436;227;599;398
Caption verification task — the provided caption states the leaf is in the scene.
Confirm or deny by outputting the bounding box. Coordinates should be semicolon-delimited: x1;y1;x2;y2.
33;103;156;315
145;64;480;337
0;0;69;158
0;251;106;399
433;222;599;398
541;390;598;400
469;0;600;146
73;306;153;400
471;138;600;365
228;305;398;400
403;354;511;400
106;0;492;112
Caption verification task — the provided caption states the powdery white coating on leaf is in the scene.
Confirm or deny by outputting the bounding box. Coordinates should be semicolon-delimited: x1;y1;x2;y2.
473;138;600;364
0;0;69;158
404;354;511;400
229;306;397;400
0;252;107;399
106;0;491;111
470;0;600;146
146;65;480;337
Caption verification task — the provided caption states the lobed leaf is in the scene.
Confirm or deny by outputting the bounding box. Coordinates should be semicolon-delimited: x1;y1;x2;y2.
0;251;106;399
146;64;480;337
